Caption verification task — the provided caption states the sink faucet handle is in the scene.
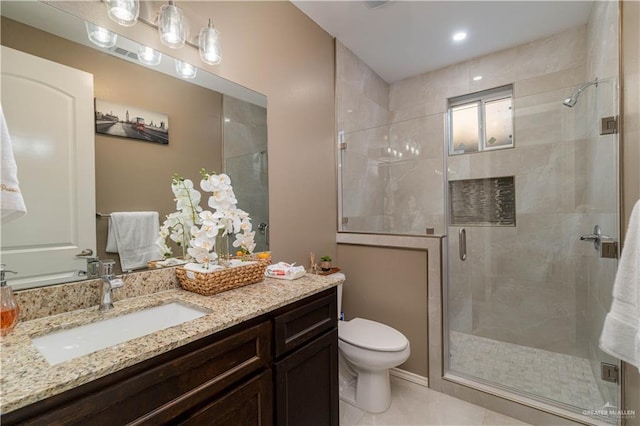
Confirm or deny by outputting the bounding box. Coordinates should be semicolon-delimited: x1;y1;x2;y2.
75;248;94;258
100;259;116;277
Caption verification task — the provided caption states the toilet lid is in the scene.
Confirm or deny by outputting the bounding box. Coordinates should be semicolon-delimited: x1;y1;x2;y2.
338;318;408;352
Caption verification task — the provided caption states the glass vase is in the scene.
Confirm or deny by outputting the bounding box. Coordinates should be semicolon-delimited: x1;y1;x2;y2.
0;284;19;337
216;231;230;267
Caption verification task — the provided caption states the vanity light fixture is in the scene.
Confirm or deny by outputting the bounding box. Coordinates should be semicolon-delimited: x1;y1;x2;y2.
106;0;139;27
199;19;222;65
159;0;185;49
138;45;162;66
85;22;118;48
452;31;467;42
175;59;197;79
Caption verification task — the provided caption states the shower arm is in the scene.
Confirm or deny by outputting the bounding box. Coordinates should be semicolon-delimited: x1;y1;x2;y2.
575;78;598;97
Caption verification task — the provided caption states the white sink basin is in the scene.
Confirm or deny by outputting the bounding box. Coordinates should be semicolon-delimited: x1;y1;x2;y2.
32;302;209;365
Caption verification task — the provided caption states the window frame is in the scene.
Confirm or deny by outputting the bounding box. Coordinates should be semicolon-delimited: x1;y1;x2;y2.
447;84;514;156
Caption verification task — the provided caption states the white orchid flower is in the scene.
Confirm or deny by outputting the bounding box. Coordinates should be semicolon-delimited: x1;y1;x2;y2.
187;246;218;264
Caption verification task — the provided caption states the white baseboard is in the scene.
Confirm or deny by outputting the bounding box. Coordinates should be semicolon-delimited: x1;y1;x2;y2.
390;368;429;387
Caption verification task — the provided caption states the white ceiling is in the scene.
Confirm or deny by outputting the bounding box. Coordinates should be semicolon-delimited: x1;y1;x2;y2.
292;1;594;83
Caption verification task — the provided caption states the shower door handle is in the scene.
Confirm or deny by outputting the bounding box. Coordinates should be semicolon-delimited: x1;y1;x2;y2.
459;228;467;261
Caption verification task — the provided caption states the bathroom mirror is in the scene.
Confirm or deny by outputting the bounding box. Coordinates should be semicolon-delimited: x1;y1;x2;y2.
0;1;268;289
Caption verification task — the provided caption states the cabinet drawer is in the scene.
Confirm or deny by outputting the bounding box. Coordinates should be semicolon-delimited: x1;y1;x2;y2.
274;289;337;358
5;321;271;426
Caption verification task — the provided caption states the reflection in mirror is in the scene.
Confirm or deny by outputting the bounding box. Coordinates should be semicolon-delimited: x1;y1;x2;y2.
0;1;268;289
223;95;269;253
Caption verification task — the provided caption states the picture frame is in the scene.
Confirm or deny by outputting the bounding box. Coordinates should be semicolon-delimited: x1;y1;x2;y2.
95;98;169;144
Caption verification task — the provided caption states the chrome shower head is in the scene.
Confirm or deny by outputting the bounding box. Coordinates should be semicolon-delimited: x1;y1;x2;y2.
562;94;579;108
562;78;598;108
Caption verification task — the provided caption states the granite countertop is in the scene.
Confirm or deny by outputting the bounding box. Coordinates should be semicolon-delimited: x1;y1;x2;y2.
0;273;342;414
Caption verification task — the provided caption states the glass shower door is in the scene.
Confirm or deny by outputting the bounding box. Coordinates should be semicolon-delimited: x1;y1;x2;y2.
445;76;620;423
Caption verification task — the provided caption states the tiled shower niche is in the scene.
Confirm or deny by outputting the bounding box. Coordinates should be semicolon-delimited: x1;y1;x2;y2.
448;176;515;226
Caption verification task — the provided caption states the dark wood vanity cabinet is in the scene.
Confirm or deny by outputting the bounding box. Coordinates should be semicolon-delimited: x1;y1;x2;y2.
273;290;339;426
1;287;338;426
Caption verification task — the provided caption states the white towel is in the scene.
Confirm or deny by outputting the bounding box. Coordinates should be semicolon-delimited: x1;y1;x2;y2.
106;211;160;271
600;199;640;372
0;104;27;223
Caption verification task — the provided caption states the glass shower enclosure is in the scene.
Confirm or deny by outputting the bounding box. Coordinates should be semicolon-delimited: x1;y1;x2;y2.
445;75;621;424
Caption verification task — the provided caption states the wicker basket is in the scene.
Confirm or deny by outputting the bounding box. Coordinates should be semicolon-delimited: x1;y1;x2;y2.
175;259;269;296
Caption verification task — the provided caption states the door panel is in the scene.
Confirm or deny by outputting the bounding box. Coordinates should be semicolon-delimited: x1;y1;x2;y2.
1;46;95;289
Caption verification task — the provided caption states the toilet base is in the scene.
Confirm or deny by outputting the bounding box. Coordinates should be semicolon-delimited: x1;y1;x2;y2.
338;353;392;414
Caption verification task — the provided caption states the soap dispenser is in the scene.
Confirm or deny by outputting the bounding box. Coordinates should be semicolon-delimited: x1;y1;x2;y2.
0;264;19;336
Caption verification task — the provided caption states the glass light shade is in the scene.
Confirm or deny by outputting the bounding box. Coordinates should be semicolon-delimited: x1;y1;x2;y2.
175;59;197;79
158;3;185;49
138;45;162;66
199;22;222;65
85;22;117;48
107;0;139;27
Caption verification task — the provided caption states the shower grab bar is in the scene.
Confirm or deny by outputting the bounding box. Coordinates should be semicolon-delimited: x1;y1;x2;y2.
459;228;467;261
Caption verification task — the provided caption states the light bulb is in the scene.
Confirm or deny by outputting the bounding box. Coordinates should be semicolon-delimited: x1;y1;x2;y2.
138;45;162;66
107;0;139;27
159;2;185;49
175;59;197;79
199;19;222;65
85;22;117;48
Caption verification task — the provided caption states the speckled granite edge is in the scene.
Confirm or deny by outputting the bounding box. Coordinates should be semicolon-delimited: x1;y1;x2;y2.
14;267;179;322
1;272;342;414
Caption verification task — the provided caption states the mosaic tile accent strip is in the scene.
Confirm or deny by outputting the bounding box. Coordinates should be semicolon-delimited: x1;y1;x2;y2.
449;176;515;226
449;331;616;424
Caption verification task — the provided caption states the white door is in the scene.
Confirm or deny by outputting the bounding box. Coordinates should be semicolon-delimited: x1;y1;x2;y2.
1;46;95;289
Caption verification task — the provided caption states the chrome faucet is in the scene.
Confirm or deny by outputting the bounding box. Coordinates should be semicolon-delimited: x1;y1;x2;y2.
75;248;100;279
99;260;124;311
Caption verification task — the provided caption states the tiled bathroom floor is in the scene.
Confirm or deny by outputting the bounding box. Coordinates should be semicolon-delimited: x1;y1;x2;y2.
449;331;607;414
339;376;531;425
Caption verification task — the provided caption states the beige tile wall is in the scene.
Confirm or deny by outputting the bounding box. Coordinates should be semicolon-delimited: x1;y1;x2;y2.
336;41;390;232
223;95;269;252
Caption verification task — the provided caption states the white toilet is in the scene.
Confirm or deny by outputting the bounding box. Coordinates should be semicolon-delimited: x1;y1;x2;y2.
333;273;410;414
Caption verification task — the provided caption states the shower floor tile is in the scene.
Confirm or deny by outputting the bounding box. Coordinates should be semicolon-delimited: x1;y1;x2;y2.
449;331;612;419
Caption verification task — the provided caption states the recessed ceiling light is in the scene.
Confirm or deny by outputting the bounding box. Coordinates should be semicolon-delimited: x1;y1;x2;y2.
473;75;483;81
452;32;467;42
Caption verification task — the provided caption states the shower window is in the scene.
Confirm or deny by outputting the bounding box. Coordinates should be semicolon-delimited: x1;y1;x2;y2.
448;85;513;155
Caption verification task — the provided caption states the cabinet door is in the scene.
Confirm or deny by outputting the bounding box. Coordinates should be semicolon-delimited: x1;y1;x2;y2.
275;328;338;426
179;370;273;426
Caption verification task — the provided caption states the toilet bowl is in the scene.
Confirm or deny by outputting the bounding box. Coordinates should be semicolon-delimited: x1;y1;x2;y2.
333;273;411;414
